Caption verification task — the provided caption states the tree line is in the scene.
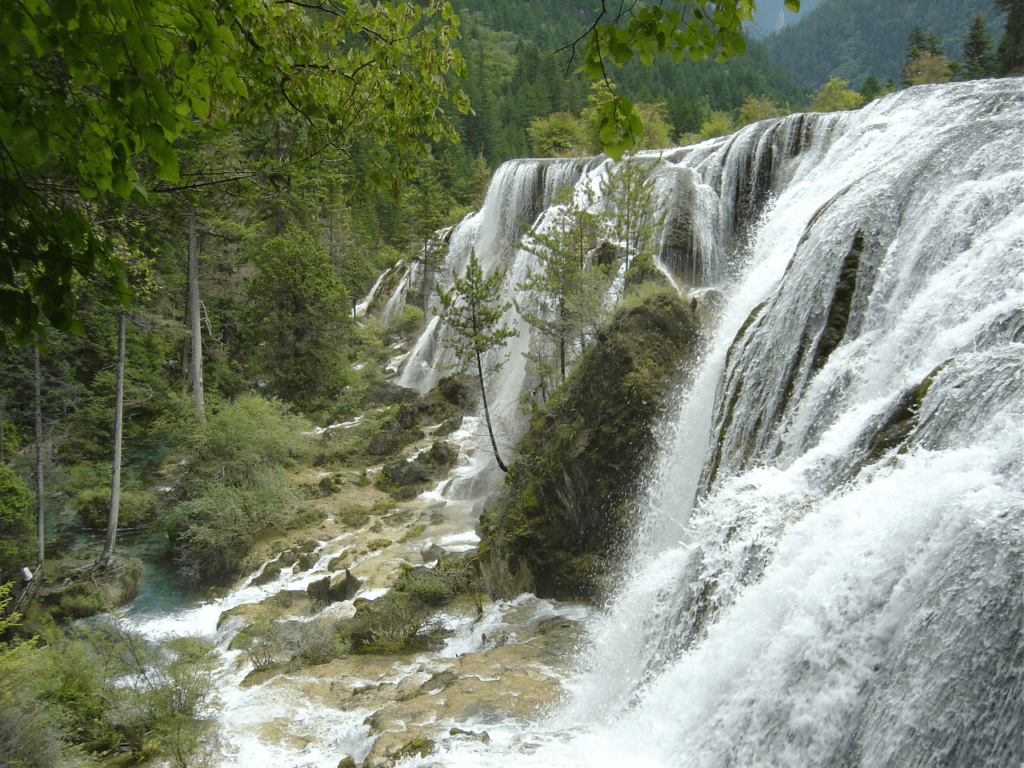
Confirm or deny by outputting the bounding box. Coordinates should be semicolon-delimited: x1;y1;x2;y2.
766;0;1022;89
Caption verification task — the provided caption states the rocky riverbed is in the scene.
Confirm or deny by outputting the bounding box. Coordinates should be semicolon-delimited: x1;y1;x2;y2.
150;417;590;768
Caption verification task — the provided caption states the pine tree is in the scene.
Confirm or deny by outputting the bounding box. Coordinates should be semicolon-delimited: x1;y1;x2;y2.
405;157;454;313
436;251;518;472
245;226;351;409
859;74;883;101
517;186;601;382
901;24;958;86
995;0;1024;75
960;14;996;79
601;155;666;299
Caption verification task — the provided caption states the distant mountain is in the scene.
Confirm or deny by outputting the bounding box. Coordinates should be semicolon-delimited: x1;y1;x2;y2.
763;0;999;88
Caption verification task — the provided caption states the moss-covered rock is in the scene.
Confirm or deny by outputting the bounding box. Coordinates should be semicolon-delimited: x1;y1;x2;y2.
39;558;145;621
478;289;706;600
365;375;474;458
334;555;481;653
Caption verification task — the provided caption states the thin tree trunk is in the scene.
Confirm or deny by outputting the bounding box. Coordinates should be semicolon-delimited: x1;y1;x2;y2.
187;212;206;423
98;311;125;567
475;350;508;473
33;346;44;566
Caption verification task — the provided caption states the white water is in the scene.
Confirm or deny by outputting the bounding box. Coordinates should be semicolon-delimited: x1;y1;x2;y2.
129;79;1022;767
394;79;1024;767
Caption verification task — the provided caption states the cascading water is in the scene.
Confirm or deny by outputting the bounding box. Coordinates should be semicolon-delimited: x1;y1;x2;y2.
396;157;604;493
395;79;1023;767
123;79;1021;768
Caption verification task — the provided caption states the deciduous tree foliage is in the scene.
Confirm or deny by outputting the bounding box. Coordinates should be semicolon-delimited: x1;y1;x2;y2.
0;466;36;577
0;0;468;347
810;77;865;111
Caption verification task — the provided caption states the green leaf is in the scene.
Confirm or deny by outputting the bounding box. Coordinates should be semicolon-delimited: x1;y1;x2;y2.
784;0;801;12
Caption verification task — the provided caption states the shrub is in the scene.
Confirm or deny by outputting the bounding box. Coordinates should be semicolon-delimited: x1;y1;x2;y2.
287;505;327;530
74;487;157;529
186;393;311;488
168;473;291;585
338;504;371;529
235;606;284;670
295;614;346;665
399;525;425;543
386;304;425;341
337;556;483;653
168;393;311;585
0;465;36;577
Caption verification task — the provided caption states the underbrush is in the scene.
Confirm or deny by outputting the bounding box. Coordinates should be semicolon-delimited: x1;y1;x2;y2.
2;607;215;768
164;393;311;586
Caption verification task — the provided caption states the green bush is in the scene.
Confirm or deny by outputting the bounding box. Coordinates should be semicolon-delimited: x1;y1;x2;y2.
0;465;36;577
337;556;483;653
295;614;346;665
287;505;327;530
337;504;371;529
186;393;311;488
168;473;291;585
386;304;424;340
167;393;312;585
22;622;215;765
74;487;157;529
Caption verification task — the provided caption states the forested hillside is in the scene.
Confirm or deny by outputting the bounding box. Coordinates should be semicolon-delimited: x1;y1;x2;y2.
765;0;998;87
453;0;808;165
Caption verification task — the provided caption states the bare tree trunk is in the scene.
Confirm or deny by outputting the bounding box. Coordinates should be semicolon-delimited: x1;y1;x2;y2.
33;346;44;565
98;311;125;567
187;212;206;423
475;350;508;473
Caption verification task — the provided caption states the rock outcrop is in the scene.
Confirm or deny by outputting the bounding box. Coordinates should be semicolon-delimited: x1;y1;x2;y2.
478;289;711;600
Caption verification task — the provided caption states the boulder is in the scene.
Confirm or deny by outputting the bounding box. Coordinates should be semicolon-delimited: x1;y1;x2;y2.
307;576;331;604
251;562;283;587
434;415;463;436
421;544;445;564
361;382;418;407
329;569;362;602
383;459;432;487
423;440;457;469
278;550;298;567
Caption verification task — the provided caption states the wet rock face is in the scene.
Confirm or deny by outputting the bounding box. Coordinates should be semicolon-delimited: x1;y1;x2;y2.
479;290;707;600
366;375;474;458
382;441;459;491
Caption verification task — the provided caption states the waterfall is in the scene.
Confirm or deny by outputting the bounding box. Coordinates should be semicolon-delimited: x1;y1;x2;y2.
393;156;603;492
121;80;1021;768
413;79;1023;767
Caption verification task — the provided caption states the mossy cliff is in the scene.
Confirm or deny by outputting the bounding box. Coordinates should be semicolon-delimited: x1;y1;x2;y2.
478;289;708;600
